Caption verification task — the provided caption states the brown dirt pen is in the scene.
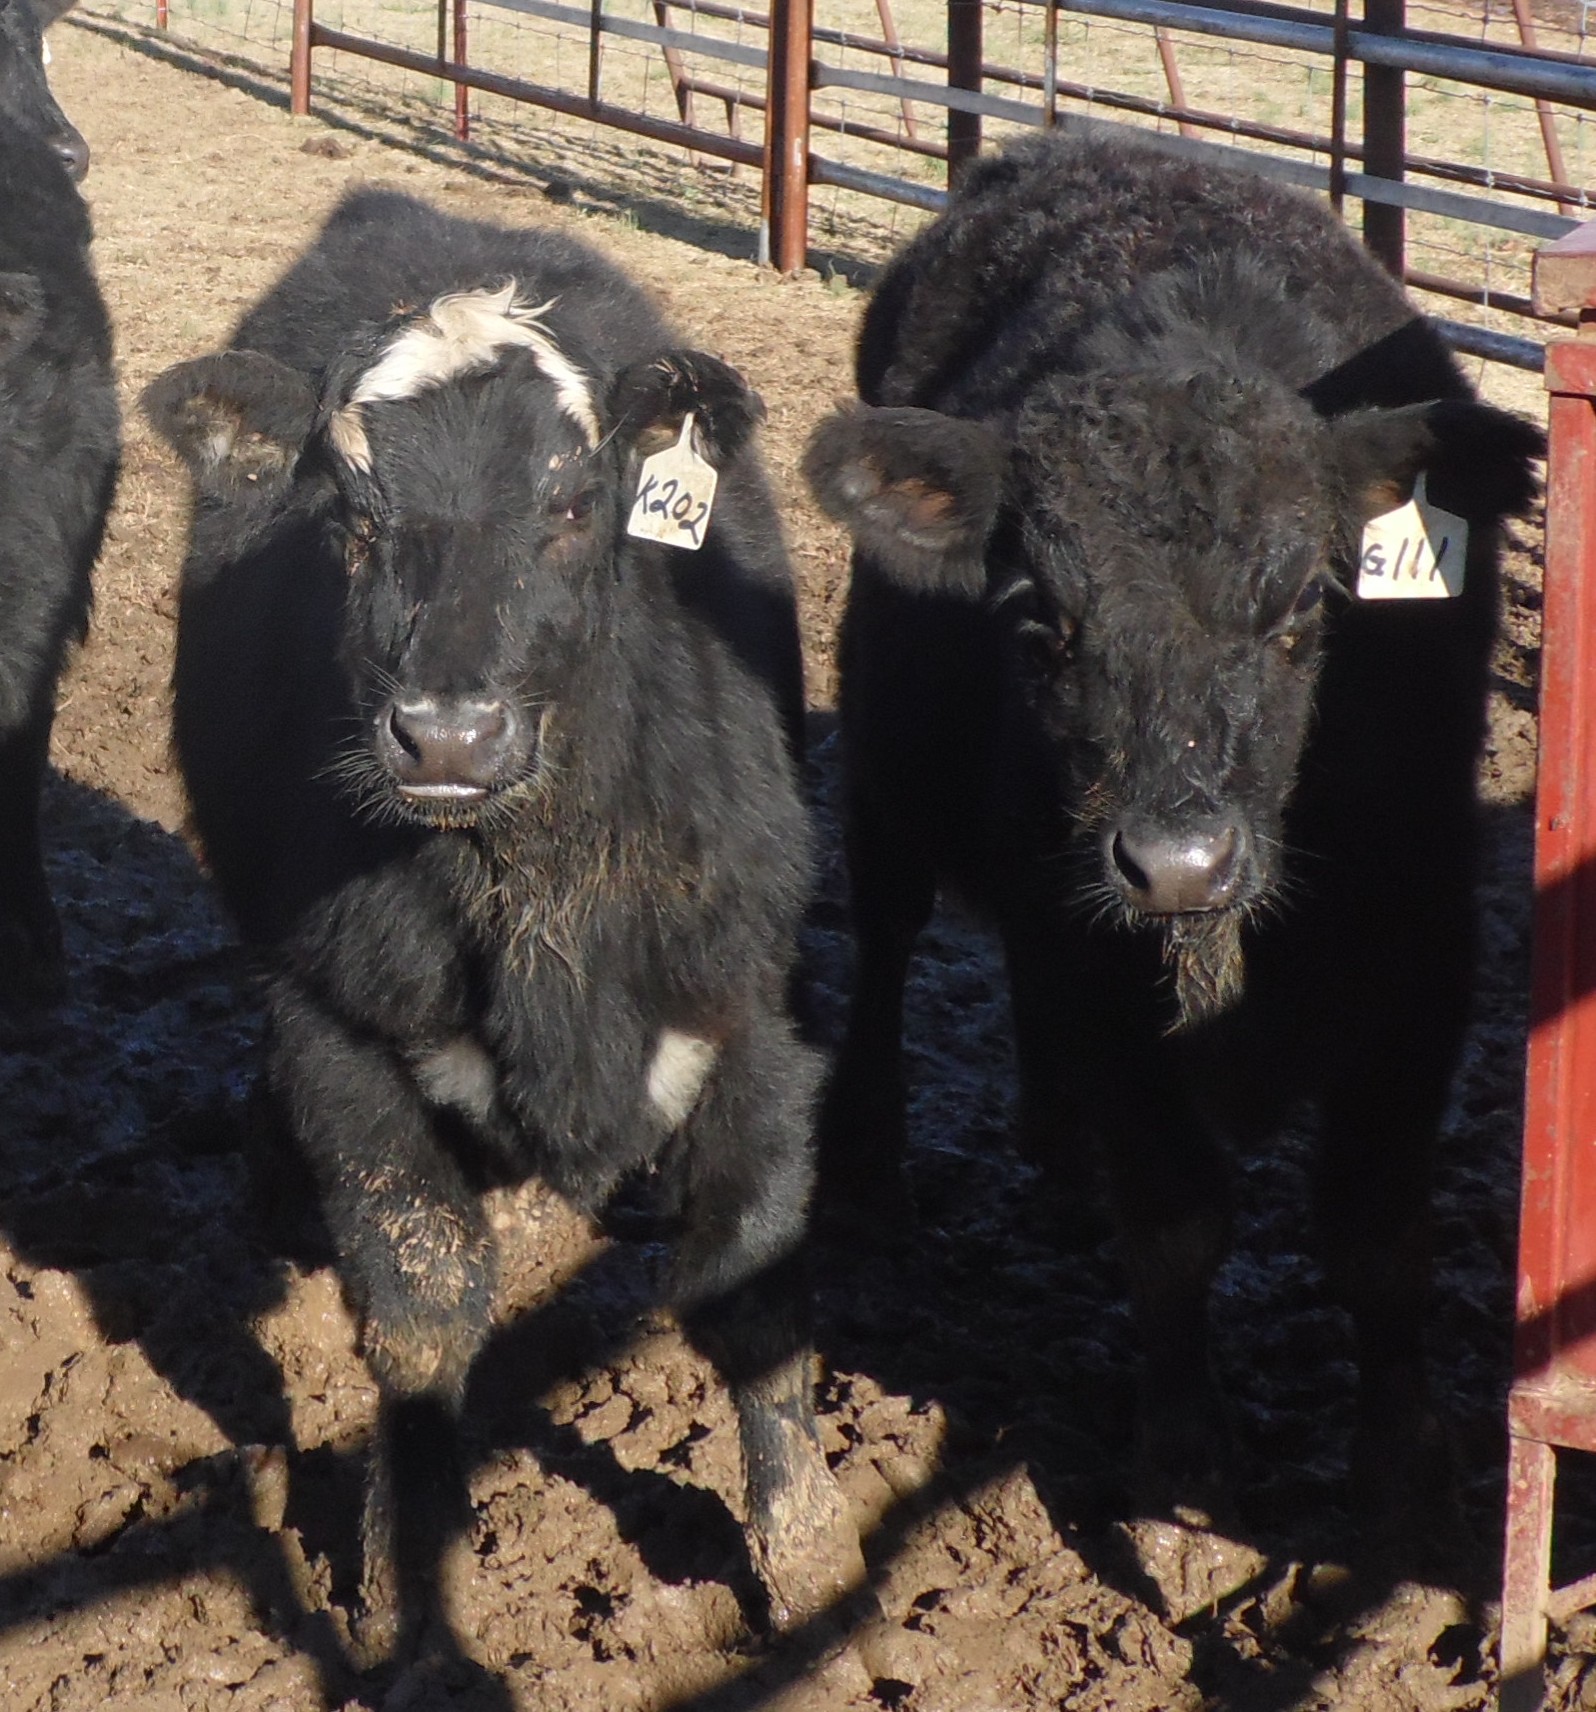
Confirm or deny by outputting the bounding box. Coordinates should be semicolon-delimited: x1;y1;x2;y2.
0;14;1590;1712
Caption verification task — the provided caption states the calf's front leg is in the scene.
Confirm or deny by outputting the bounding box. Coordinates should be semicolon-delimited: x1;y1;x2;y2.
669;1018;868;1632
268;982;496;1668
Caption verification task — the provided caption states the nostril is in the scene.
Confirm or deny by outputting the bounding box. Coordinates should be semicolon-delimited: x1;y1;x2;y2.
1111;830;1152;896
55;131;89;182
467;700;512;756
1205;825;1240;893
387;703;424;768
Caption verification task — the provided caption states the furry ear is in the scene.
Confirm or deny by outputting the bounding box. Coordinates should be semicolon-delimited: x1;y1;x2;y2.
1330;398;1545;527
0;272;45;360
607;350;765;466
28;0;78;28
142;351;319;496
802;404;1005;597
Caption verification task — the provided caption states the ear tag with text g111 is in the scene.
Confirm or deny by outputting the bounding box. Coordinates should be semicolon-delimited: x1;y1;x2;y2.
627;413;717;552
1356;474;1468;601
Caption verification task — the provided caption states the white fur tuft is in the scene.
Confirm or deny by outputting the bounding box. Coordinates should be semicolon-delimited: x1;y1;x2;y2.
646;1030;718;1129
330;284;600;469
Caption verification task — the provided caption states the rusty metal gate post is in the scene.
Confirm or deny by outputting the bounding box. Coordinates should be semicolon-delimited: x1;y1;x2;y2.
1361;0;1404;276
1500;218;1596;1712
290;0;313;116
763;0;812;272
947;0;981;181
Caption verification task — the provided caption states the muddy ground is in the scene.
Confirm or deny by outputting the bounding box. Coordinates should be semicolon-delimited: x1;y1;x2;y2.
0;16;1592;1711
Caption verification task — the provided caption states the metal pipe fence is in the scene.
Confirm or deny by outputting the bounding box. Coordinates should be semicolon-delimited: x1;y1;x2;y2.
116;0;1595;364
251;0;1596;364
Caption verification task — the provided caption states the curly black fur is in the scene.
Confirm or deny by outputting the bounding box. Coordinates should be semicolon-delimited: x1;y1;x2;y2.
810;131;1543;1522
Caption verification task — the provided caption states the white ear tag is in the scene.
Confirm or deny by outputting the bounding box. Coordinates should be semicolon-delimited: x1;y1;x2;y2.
1356;475;1468;601
42;38;51;63
627;412;717;552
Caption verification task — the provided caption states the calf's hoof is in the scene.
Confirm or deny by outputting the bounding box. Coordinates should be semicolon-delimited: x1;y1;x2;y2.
1351;1409;1469;1569
1134;1385;1237;1530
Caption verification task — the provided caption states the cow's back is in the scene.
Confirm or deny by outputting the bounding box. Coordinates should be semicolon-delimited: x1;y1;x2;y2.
858;133;1467;419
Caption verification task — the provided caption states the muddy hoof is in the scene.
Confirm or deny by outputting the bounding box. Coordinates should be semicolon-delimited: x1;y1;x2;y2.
1351;1411;1471;1571
1134;1386;1236;1528
748;1426;870;1637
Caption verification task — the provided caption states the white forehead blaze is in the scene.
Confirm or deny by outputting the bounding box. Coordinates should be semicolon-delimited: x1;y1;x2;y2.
329;282;600;472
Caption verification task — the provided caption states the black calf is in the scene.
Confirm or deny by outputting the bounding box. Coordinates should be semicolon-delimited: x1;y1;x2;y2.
146;190;859;1660
0;0;117;1006
806;132;1543;1528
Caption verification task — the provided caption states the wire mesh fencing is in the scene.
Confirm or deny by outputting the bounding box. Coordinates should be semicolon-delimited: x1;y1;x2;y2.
75;0;1596;360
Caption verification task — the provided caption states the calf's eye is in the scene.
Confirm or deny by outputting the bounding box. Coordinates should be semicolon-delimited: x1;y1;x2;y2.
553;489;598;527
1292;580;1324;618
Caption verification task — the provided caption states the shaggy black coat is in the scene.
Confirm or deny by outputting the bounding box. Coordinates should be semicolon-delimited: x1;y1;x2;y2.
0;0;117;1006
146;190;858;1662
805;131;1544;1525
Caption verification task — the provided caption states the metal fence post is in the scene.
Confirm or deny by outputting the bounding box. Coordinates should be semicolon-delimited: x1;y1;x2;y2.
290;0;313;116
947;0;981;181
763;0;812;272
1361;0;1404;275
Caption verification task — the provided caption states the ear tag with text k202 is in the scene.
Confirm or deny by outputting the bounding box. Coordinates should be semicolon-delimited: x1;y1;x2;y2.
1355;474;1468;601
627;413;717;552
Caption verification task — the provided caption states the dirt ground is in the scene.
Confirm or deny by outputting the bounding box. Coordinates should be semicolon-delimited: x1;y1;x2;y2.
0;16;1592;1712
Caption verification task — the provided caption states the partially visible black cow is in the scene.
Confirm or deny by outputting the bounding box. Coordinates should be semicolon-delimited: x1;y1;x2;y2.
805;131;1542;1528
0;0;117;1006
145;190;860;1663
1;0;89;180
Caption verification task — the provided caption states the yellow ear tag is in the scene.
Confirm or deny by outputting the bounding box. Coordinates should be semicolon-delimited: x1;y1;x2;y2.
1356;475;1468;601
627;412;717;552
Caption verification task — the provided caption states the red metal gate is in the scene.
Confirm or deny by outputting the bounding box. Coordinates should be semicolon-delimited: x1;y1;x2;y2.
1502;222;1596;1711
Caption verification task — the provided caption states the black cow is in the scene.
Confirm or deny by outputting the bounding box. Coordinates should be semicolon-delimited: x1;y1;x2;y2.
0;0;117;1006
1;0;89;180
144;190;860;1662
805;131;1543;1528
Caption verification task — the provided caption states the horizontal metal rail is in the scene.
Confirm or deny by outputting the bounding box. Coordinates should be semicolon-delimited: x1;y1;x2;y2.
307;22;766;163
811;63;1580;239
1059;0;1596;106
485;0;767;67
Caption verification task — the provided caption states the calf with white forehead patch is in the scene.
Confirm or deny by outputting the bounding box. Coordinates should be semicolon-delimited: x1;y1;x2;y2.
806;131;1542;1533
145;190;858;1666
0;0;117;1007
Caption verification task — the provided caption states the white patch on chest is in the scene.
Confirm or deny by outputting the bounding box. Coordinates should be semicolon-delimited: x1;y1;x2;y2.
411;1036;500;1124
646;1030;718;1129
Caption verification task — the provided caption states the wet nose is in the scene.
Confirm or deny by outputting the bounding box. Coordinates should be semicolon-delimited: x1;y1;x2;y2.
1108;822;1244;914
378;696;520;795
53;124;89;183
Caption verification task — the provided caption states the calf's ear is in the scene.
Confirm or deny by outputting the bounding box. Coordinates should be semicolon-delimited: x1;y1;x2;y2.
1330;397;1545;528
29;0;77;27
0;273;45;360
142;351;319;497
607;350;764;467
802;404;1004;597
